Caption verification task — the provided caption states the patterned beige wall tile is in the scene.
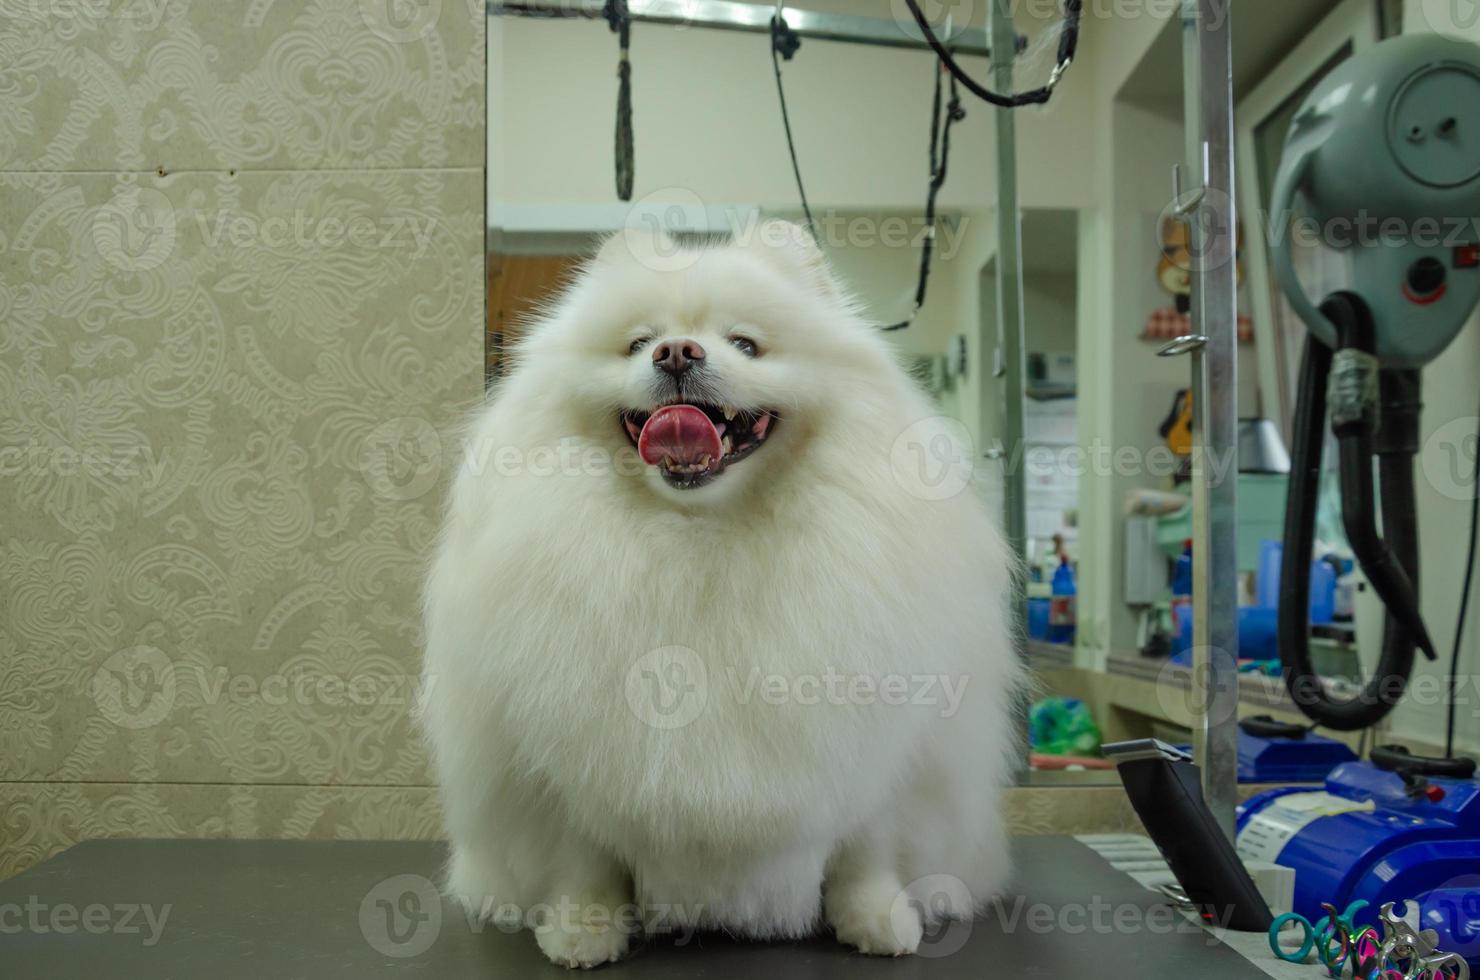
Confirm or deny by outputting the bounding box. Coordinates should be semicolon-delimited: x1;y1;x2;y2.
0;782;444;878
0;0;485;171
0;168;484;787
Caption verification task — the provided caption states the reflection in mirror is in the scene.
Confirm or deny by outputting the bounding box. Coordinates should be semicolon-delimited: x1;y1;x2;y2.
485;0;1372;798
486;3;1084;796
1020;0;1354;785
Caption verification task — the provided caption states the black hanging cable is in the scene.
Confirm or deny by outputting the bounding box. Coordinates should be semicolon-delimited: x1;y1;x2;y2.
883;60;965;332
604;0;634;201
1445;405;1480;758
901;0;1082;108
769;11;815;240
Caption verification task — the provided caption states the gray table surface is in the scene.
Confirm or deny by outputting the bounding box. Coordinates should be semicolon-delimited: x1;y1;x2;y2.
0;836;1269;978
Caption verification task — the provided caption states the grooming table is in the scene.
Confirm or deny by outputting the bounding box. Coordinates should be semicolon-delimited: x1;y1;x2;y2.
0;837;1278;978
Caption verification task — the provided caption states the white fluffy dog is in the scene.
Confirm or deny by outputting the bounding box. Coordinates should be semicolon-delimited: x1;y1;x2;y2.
419;221;1021;968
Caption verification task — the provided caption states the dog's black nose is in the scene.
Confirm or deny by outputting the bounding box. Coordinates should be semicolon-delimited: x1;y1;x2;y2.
652;339;706;376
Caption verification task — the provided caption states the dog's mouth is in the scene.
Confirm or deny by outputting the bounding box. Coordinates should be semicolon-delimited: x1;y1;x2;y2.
621;403;778;490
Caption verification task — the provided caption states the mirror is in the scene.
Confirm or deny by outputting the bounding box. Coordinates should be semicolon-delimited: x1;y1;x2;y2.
487;0;1368;792
1019;0;1366;785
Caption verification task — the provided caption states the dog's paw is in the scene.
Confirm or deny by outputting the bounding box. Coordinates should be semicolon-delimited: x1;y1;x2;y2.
534;917;631;969
827;883;923;957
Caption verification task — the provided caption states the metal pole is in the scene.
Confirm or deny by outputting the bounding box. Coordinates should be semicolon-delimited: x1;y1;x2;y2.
489;0;1004;57
992;0;1028;644
1185;0;1240;843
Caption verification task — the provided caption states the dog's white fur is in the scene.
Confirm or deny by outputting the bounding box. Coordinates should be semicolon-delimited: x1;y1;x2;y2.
419;222;1022;967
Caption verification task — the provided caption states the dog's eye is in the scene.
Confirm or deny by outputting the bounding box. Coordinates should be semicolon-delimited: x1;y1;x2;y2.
628;337;652;356
728;336;759;358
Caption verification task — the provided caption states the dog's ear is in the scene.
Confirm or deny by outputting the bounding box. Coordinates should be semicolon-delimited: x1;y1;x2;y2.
741;220;841;300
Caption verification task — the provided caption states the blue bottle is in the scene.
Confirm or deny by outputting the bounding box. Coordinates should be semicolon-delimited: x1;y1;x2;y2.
1027;597;1051;641
1170;540;1193;659
1171;539;1193;597
1257;539;1282;608
1048;558;1077;644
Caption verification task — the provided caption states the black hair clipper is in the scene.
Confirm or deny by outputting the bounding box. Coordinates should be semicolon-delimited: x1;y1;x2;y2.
1102;739;1274;932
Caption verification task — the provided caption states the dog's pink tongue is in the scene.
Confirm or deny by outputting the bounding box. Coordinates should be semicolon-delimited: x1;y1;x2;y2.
638;405;721;467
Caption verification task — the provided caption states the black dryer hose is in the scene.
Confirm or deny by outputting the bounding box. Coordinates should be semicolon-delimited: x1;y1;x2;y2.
1278;293;1434;731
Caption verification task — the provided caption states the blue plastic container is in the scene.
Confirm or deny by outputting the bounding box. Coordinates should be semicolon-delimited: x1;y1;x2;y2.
1257;539;1337;623
1238;606;1278;660
1171;606;1281;665
1175;729;1357;783
1309;560;1336;624
1235;727;1357;782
